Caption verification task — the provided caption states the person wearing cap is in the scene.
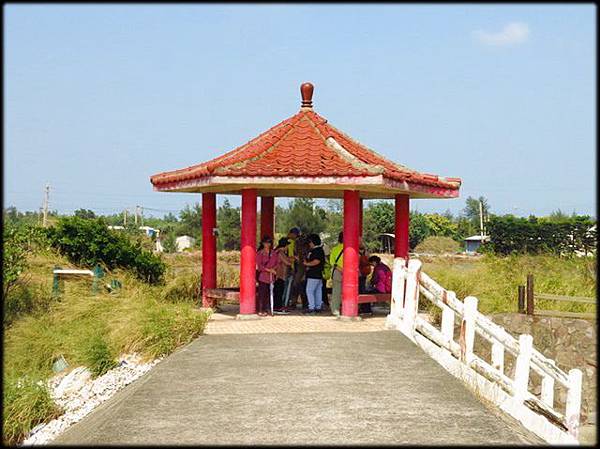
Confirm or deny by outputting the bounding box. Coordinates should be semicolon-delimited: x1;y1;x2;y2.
328;231;344;316
273;237;292;314
256;235;278;317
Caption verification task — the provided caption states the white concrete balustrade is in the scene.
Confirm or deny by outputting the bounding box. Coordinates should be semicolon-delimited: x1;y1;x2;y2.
385;257;583;445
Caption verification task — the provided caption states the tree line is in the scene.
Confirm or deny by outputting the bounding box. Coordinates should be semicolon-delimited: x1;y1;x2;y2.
4;197;595;255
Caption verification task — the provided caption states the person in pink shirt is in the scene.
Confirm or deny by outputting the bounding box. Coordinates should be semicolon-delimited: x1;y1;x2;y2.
367;256;392;294
256;235;279;316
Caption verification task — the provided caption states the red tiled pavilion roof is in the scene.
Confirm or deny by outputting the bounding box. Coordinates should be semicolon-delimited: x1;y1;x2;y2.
150;83;461;199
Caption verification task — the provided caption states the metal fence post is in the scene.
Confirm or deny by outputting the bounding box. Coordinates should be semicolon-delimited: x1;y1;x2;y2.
526;274;534;315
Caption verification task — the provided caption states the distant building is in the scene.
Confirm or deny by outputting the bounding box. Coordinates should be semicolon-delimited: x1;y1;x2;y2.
139;226;159;238
108;225;160;239
464;235;489;254
175;235;196;252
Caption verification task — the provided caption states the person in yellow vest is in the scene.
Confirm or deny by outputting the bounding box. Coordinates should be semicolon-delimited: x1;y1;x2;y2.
329;231;344;316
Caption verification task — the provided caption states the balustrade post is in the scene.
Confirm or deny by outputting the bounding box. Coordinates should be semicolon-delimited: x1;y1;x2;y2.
491;341;505;373
460;296;478;364
386;257;406;329
565;368;583;440
398;259;422;340
513;334;533;402
541;377;555;408
441;292;456;344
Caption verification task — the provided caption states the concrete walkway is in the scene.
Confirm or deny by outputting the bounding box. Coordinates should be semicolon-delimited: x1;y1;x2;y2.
52;326;542;445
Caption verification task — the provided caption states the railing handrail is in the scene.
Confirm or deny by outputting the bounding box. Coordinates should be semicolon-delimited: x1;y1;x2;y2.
419;271;571;387
535;293;596;304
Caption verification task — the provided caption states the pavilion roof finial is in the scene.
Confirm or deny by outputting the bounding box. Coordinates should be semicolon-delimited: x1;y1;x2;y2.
300;82;314;109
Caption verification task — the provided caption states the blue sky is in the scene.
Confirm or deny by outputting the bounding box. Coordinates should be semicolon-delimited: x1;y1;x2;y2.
4;4;596;218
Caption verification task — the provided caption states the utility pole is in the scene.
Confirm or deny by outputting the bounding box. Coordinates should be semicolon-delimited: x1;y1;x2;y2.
42;184;50;227
479;200;484;237
140;206;144;227
123;209;128;226
135;205;139;226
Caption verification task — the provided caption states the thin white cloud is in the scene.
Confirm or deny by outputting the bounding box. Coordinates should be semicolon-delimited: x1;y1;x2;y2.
473;22;530;46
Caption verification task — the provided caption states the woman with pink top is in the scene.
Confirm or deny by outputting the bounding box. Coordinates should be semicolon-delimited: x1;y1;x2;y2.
367;256;392;294
256;235;279;316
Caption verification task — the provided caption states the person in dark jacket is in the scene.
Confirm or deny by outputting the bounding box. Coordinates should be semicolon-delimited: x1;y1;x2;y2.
302;233;325;314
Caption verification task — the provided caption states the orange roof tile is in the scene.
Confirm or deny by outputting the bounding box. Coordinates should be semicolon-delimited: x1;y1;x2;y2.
150;84;461;194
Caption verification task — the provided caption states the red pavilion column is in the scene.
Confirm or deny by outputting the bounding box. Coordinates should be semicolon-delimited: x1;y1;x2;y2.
240;189;257;315
358;198;363;238
260;196;275;239
201;192;217;308
395;194;410;259
342;190;360;317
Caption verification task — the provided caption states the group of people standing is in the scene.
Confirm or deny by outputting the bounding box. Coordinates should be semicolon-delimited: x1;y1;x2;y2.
255;227;392;317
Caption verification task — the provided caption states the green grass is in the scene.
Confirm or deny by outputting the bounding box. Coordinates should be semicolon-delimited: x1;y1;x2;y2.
420;253;596;314
3;252;211;445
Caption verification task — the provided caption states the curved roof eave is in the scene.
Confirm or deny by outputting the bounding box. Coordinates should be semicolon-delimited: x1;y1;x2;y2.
152;174;460;200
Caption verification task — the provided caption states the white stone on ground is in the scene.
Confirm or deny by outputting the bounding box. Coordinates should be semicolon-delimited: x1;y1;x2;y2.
21;353;162;446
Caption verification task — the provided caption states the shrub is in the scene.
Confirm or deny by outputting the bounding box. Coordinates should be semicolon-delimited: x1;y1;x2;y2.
415;236;460;255
46;216;165;284
81;332;117;377
162;232;177;253
3;224;56;325
2;224;46;298
487;215;596;255
2;373;62;446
